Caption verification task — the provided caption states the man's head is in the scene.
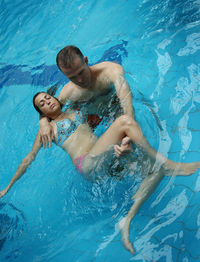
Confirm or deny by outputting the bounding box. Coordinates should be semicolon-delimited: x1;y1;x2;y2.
56;45;92;89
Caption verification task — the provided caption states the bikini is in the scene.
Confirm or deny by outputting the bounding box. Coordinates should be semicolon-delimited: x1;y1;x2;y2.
55;104;116;174
54;109;87;174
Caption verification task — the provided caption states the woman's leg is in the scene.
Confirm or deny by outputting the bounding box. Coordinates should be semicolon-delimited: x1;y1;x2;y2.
119;157;200;254
85;115;200;254
119;168;164;254
88;115;200;175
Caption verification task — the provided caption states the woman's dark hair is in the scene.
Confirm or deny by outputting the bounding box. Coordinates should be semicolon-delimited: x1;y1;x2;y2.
47;82;60;96
33;92;63;118
33;92;44;116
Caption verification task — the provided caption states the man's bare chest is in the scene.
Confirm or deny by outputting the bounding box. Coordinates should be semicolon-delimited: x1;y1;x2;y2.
70;85;110;103
68;89;121;118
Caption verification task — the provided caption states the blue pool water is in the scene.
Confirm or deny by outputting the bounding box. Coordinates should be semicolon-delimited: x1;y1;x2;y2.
0;0;200;261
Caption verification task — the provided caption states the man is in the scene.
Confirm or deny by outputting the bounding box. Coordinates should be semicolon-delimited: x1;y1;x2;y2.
39;45;135;147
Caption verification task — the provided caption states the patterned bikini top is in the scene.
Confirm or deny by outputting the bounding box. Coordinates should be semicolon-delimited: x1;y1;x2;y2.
55;109;84;146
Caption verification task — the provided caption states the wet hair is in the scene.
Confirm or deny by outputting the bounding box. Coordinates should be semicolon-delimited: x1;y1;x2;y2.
46;82;60;96
33;92;44;116
56;45;84;71
33;92;63;117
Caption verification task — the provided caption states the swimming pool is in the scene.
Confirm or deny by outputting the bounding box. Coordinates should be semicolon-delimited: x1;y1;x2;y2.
0;0;200;261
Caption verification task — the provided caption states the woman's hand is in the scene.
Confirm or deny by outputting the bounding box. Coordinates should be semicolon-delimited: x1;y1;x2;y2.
39;118;54;148
114;136;132;157
0;187;9;198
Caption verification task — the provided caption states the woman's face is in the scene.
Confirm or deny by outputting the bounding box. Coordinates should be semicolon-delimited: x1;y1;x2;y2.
60;55;92;89
35;93;61;118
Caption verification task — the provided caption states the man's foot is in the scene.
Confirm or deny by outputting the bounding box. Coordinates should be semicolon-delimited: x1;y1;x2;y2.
119;217;135;255
164;161;200;176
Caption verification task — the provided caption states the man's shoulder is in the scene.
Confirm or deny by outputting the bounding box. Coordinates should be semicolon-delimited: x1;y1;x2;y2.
98;62;124;82
60;82;73;95
58;82;75;102
94;62;123;80
95;61;122;70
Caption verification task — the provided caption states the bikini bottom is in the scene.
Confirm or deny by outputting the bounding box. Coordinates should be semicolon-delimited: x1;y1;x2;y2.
74;147;115;179
74;154;88;174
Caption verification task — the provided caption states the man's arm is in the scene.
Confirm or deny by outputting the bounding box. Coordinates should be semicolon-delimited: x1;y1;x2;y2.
58;83;71;105
39;117;53;148
0;133;42;198
109;63;135;119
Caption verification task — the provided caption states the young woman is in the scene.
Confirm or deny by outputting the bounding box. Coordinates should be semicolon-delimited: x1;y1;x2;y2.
1;92;199;254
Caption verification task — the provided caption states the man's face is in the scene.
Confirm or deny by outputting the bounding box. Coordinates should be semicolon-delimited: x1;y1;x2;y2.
61;55;92;89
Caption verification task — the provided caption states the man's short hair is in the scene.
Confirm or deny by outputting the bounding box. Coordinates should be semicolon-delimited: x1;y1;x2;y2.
56;45;84;71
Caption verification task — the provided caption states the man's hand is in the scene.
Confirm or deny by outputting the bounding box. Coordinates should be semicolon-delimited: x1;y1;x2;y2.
114;136;132;157
39;119;54;148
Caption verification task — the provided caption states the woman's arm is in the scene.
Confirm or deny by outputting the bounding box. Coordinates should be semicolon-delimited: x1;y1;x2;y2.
0;133;41;198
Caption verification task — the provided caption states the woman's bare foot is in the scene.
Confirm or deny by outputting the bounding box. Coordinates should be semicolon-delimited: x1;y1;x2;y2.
164;161;200;176
119;217;135;255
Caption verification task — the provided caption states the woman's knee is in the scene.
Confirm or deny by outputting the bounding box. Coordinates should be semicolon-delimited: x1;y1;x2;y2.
116;115;136;128
116;115;143;142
